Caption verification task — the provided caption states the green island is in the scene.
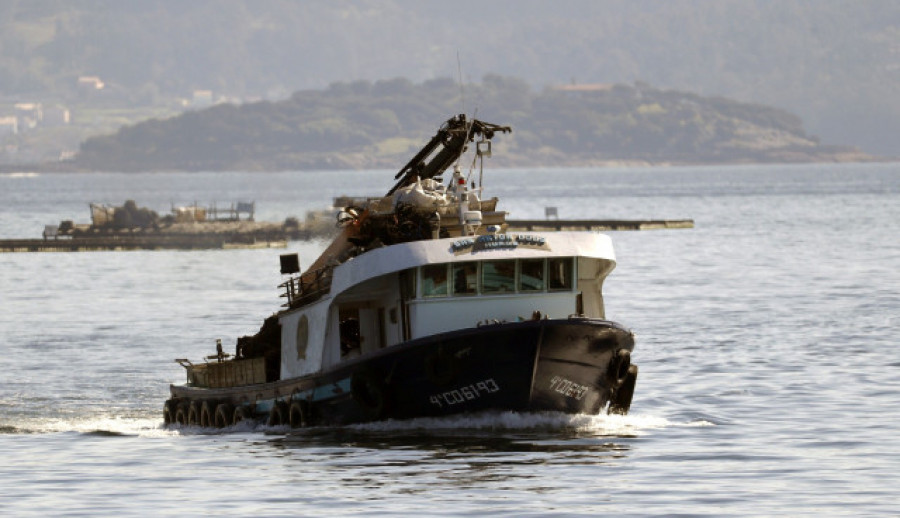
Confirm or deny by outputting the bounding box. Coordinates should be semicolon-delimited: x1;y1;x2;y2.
61;77;870;172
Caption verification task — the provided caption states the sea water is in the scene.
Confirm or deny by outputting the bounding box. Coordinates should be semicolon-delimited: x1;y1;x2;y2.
0;163;898;516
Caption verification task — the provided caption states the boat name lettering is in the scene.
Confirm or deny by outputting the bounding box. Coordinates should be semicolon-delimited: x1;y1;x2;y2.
515;235;546;247
450;234;549;255
549;376;589;400
450;238;475;252
476;234;517;251
429;378;500;408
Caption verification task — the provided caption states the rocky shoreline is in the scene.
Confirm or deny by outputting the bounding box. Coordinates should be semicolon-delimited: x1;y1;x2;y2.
0;147;887;174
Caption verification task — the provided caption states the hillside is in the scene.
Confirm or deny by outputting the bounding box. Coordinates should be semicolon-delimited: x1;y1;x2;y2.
1;1;898;155
71;78;868;172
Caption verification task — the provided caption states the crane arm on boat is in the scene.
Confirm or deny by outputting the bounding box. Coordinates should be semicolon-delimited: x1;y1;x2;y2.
388;114;511;196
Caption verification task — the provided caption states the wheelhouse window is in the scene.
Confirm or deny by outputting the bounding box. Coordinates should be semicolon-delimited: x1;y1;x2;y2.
519;259;545;292
482;260;516;293
421;264;449;297
452;262;478;295
548;258;573;291
419;257;576;298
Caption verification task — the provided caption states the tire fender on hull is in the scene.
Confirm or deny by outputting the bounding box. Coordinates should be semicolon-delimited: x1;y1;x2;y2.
200;401;215;428
608;364;638;415
289;400;310;428
187;401;201;426
267;400;289;427
232;405;252;425
606;348;632;387
215;403;234;428
174;402;189;425
163;399;177;425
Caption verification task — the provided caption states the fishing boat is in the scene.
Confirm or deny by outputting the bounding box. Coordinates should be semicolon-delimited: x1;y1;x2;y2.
163;115;638;429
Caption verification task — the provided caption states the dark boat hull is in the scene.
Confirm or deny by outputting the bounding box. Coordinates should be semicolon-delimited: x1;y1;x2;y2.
166;318;637;427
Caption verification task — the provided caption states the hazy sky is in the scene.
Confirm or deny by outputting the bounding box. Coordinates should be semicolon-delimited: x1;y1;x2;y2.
2;0;898;153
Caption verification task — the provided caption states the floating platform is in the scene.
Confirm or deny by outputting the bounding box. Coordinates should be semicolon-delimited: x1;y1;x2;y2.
1;219;693;253
0;235;287;253
506;219;694;232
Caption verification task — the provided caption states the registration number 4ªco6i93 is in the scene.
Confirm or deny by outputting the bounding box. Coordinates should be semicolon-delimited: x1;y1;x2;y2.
429;378;500;408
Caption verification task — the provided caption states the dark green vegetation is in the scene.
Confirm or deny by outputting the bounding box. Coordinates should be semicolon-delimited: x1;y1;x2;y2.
1;1;898;155
73;78;864;172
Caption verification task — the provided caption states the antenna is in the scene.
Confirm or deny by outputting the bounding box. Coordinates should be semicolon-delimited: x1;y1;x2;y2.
454;51;475;170
457;50;465;115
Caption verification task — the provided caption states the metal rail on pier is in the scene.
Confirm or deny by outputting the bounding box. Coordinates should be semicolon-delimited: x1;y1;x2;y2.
0;235;286;253
505;219;694;232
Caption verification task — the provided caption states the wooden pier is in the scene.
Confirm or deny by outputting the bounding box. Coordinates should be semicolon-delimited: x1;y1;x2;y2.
506;219;694;232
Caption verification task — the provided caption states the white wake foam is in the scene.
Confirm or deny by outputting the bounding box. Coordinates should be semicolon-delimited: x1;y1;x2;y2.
4;410;711;438
346;411;675;437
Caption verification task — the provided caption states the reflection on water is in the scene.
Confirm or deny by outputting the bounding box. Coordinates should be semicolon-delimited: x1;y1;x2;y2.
266;414;641;492
279;422;634;458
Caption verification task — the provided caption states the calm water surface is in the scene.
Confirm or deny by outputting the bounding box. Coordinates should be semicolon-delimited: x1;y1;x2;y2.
1;163;898;516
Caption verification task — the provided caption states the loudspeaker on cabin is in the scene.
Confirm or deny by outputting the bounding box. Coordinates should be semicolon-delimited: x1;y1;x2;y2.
280;253;300;274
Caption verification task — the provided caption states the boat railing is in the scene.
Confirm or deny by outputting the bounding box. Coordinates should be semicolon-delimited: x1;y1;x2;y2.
279;265;334;308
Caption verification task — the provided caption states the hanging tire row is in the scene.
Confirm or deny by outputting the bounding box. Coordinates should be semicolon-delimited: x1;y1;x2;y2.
163;398;310;429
